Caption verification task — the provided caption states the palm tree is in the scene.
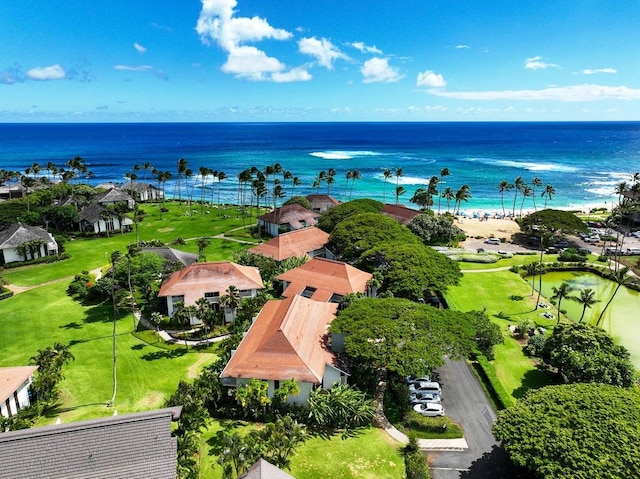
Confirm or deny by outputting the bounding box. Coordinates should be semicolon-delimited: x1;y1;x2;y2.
394;185;406;207
531;177;542;211
596;267;631;327
290;176;301;196
20;175;36;211
437;167;450;214
142;161;152;183
154;170;172;218
570;288;599;323
217;171;227;216
551;282;574;324
326;168;336;195
512;176;524;217
196;236;211;262
542;184;556;208
442;187;454;213
498;180;513;217
175;158;188;212
410;188;430;211
150;311;163;336
199;166;212;218
520;184;533;217
454;185;471;214
220;285;242;323
344;170;353;200
394;167;404;189
382;168;392;203
525;262;538;296
350;169;361;200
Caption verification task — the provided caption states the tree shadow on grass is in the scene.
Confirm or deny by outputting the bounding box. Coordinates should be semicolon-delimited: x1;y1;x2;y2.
131;343;146;350
459;444;534;479
83;304;116;324
511;368;554;399
68;332;129;347
206;419;252;457
43;401;110;418
140;348;188;361
59;321;84;330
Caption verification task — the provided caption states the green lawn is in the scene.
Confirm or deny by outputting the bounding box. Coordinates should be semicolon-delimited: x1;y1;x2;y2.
446;270;554;398
0;282;216;424
2;201;256;287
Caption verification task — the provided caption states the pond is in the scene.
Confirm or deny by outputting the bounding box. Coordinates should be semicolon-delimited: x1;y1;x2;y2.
539;271;640;367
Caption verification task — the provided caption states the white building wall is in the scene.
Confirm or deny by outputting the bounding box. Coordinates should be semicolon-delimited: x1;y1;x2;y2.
1;381;33;418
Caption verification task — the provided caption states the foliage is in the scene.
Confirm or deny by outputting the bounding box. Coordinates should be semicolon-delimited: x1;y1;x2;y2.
40;205;81;232
493;383;640;479
403;437;431;479
329;212;419;263
408;213;464;245
113;252;164;302
235;378;272;419
473;311;503;360
472;355;516;409
166;380;209;433
282;195;311;209
359;241;462;299
557;247;587;263
331;298;486;380
29;342;75;406
317;198;383;233
232;249;279;286
524;335;546;357
66;271;94;300
307;383;375;432
518;208;589;235
541;323;636;387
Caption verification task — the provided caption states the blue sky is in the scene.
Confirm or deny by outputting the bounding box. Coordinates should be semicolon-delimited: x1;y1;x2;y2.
2;0;640;122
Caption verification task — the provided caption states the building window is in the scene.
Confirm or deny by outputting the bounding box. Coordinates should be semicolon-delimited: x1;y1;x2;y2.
328;293;343;304
171;295;185;305
204;292;219;299
239;289;252;298
301;286;317;298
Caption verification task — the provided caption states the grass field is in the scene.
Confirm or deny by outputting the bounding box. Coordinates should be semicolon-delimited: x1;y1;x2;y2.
446;270;554;398
1;270;217;424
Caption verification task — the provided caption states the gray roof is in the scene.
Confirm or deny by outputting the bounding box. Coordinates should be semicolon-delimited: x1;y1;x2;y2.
96;188;134;204
140;247;199;267
78;203;109;223
0;223;56;249
124;182;161;193
0;407;182;479
241;459;296;479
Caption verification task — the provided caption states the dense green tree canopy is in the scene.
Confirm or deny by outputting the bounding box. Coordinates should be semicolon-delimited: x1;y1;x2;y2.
493;384;640;479
359;241;461;299
541;323;636;387
518;208;589;235
407;213;464;245
330;298;489;378
113;252;165;301
328;213;419;263
317;198;383;233
282;195;311;209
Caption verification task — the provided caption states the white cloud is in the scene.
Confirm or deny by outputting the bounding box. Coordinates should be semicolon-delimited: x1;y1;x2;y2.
361;58;403;83
272;67;312;83
428;84;640;102
196;0;296;81
134;43;147;54
299;37;348;69
455;45;471;49
348;41;383;55
581;68;617;75
114;65;167;80
525;56;560;70
26;64;66;81
416;70;446;88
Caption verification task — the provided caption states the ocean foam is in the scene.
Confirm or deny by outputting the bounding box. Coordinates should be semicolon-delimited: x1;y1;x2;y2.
309;150;382;160
494;160;579;173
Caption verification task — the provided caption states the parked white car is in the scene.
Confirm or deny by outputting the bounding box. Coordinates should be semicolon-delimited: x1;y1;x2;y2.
413;402;445;417
405;375;431;385
484;238;501;245
409;392;441;404
408;381;442;394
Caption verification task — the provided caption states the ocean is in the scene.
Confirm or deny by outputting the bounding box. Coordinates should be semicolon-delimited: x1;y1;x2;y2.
1;122;639;213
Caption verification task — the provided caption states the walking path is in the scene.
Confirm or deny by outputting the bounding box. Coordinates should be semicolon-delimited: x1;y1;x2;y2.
135;310;230;347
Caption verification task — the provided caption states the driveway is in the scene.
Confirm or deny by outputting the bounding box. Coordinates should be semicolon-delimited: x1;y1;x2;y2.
429;359;523;478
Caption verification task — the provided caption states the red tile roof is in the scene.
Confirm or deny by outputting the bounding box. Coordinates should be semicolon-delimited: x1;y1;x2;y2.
248;227;330;261
381;203;421;225
258;204;320;227
276;257;372;301
0;366;38;404
220;295;338;383
158;262;263;305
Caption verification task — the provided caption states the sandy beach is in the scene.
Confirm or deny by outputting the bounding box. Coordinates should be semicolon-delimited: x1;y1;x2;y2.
454;216;522;238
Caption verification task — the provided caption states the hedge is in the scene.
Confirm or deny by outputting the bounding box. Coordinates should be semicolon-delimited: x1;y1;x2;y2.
3;252;71;269
0;288;14;301
472;355;515;409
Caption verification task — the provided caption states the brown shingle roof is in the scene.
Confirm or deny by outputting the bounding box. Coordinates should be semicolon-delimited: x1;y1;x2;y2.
221;295;338;384
258;204;320;227
0;366;38;404
248;227;330;261
95;187;134;204
158;262;263;305
276;258;372;302
0;223;56;249
381;203;421;225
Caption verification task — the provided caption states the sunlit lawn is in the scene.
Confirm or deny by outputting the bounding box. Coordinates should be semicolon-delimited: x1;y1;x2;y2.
0;282;216;424
2;200;257;287
198;421;404;479
446;270;554;399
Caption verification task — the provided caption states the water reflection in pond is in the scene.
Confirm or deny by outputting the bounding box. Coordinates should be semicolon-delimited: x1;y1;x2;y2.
540;271;640;367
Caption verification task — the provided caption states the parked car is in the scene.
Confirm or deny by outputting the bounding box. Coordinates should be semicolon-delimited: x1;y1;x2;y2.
409;392;441;404
413;402;445;417
584;236;599;244
408;381;442;394
484;238;501;245
555;240;569;248
627;248;640;255
405;375;431;385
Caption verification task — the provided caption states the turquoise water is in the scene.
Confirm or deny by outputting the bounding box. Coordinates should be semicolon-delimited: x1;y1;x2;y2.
1;122;639;211
540;270;640;366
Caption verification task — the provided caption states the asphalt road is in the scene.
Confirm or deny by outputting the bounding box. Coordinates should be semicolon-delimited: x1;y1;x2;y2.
428;359;526;479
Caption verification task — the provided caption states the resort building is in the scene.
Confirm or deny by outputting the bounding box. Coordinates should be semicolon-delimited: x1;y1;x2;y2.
248;227;333;261
381;203;421;225
276;257;374;303
0;407;182;479
220;295;347;404
158;261;264;323
77;203;132;234
240;459;296;479
257;204;320;237
0;366;38;418
123;182;164;202
305;194;341;212
0;223;59;266
140;247;199;270
95;187;135;209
